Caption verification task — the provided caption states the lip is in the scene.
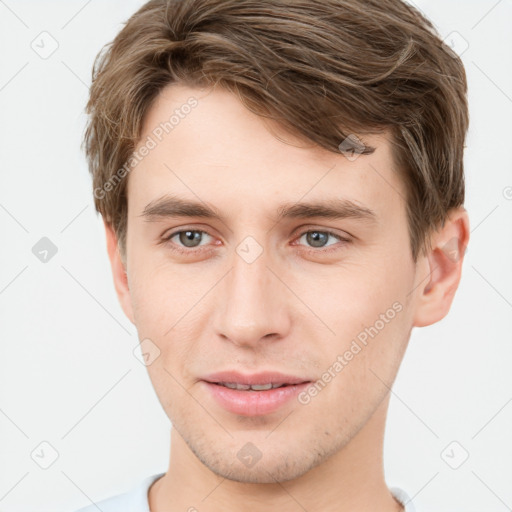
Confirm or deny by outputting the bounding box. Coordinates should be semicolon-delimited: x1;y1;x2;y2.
202;370;310;386
201;371;312;416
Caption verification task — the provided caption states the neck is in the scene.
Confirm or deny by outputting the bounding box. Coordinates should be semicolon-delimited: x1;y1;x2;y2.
149;394;403;512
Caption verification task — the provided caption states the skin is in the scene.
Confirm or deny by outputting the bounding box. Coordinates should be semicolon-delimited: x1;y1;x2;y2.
104;83;470;512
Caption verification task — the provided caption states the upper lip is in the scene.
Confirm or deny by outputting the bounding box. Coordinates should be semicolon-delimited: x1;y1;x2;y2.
202;371;311;386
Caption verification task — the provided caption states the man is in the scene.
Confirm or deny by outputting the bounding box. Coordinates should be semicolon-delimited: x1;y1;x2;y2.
75;0;470;510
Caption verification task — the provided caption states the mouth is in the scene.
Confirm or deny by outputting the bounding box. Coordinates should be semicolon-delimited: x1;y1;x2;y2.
210;381;307;391
201;372;313;416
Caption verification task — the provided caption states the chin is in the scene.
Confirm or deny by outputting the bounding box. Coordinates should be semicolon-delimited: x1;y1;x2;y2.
193;438;331;485
209;458;312;484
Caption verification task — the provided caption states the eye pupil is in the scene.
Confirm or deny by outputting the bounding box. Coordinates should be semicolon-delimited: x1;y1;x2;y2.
179;230;202;247
307;231;328;248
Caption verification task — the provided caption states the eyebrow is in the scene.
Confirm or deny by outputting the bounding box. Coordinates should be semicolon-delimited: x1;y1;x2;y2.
139;194;378;225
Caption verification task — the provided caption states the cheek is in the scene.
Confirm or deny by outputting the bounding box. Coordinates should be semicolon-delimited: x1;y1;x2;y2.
128;256;189;332
127;260;205;377
302;255;413;375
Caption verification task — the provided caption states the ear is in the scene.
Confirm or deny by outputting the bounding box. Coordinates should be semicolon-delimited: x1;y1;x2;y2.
412;207;470;327
104;219;135;325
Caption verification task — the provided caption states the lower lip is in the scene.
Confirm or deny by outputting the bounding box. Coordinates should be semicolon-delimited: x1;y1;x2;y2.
202;381;311;416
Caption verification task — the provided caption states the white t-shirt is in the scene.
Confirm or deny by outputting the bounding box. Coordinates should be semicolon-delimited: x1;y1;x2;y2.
72;472;419;512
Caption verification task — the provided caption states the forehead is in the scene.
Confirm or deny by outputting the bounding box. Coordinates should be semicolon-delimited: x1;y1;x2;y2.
126;84;407;221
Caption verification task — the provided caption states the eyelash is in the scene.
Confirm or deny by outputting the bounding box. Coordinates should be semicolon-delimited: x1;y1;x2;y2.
161;228;351;256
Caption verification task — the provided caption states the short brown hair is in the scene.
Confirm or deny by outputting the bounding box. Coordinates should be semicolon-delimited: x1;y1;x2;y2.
83;0;468;263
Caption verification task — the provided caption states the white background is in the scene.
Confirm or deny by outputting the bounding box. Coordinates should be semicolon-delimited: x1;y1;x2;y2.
0;1;511;511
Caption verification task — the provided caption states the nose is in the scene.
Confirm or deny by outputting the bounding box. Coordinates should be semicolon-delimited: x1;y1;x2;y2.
212;247;292;348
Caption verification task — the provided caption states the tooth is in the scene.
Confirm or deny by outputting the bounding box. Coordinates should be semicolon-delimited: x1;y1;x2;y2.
250;383;273;391
221;382;251;390
218;382;287;391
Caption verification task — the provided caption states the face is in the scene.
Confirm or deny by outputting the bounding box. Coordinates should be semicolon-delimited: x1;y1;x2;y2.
113;83;428;483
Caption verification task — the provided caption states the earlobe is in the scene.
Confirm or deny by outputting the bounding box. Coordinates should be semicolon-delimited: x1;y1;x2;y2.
412;207;470;328
103;219;135;325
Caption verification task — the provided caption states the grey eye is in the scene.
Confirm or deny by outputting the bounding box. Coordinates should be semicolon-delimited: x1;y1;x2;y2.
305;231;329;247
174;230;206;248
